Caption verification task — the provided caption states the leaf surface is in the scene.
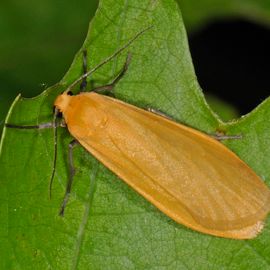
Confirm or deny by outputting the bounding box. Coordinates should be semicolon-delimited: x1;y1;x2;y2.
1;0;270;269
179;0;270;30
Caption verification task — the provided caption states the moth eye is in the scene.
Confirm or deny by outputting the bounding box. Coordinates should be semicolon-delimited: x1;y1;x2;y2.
67;91;73;96
56;111;63;118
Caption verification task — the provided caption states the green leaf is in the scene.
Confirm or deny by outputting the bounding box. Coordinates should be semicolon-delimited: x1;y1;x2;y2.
0;0;99;133
1;0;270;269
179;0;270;31
206;94;239;121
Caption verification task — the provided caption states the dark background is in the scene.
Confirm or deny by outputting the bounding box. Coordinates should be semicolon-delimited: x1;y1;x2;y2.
1;1;269;127
189;20;270;115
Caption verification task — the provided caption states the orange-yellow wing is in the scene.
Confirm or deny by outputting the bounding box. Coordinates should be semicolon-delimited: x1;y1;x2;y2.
56;92;270;239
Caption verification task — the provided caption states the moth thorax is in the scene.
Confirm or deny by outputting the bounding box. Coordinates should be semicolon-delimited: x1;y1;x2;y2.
54;92;72;113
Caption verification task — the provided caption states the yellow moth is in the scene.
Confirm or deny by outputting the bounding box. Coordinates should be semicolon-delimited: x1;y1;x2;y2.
6;28;270;239
54;90;270;239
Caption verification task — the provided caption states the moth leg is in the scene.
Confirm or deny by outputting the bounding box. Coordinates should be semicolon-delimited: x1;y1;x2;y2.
145;110;242;141
146;109;242;141
59;139;79;216
5;122;55;129
5;114;66;130
5;121;66;129
210;133;242;141
92;53;132;93
147;108;173;120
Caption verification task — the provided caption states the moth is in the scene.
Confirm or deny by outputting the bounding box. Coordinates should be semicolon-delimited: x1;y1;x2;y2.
6;27;270;239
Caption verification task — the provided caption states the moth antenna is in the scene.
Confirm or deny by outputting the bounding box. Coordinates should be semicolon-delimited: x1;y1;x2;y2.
49;108;59;199
80;49;88;92
65;25;153;93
